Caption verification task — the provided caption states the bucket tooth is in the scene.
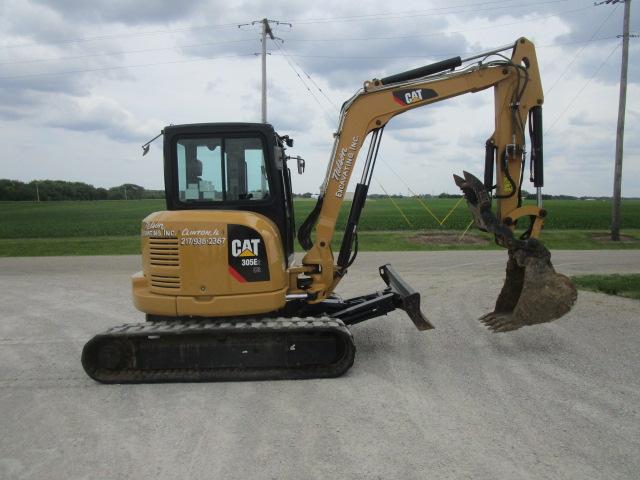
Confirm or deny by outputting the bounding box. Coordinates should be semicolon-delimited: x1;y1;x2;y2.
452;172;485;207
461;171;490;208
453;173;466;188
453;170;493;231
462;170;483;188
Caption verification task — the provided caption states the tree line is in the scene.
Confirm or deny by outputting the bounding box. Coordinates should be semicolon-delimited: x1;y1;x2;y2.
2;179;633;202
0;179;164;201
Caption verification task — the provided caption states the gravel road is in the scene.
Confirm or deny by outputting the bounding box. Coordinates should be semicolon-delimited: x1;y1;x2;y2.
1;251;639;480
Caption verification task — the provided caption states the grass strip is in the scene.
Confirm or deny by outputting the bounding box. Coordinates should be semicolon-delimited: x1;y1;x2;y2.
1;230;640;257
0;236;141;257
572;274;640;300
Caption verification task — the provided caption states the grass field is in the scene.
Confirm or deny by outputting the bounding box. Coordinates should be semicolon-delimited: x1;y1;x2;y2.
1;198;640;256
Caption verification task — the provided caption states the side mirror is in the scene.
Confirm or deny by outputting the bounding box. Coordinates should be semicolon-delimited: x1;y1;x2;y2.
140;130;163;156
285;154;305;174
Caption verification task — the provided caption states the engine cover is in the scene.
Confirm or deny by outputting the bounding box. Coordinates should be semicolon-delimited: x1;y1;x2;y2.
132;210;288;317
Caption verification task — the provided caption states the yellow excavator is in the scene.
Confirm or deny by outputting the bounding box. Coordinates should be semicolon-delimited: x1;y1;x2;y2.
82;38;577;383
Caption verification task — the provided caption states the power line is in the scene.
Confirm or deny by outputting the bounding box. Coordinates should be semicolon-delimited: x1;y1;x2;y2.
269;36;622;61
544;42;620;134
0;22;243;50
0;0;574;51
0;6;594;69
290;0;533;24
2;32;621;70
290;0;572;24
277;44;339;111
0;3;608;81
0;36;618;74
539;35;622;48
1;32;626;82
0;38;257;66
0;1;592;80
280;6;592;43
272;40;333;117
545;2;620;94
0;52;255;80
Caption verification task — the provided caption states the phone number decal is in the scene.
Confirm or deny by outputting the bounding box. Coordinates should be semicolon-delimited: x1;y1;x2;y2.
180;237;226;246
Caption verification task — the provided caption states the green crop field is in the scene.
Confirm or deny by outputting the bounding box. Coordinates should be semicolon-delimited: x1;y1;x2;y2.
294;198;640;231
1;198;639;256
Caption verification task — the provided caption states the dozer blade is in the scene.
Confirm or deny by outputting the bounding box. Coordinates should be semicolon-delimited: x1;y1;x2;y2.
454;170;578;332
379;264;434;330
82;317;355;383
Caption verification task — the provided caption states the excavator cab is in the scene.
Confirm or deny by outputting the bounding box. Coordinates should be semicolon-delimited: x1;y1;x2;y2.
162;123;296;263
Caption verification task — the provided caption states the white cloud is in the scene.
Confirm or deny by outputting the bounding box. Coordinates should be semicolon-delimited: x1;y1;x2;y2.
0;0;638;197
43;95;160;142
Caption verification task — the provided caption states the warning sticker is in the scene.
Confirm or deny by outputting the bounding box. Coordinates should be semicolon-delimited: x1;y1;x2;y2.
502;176;513;194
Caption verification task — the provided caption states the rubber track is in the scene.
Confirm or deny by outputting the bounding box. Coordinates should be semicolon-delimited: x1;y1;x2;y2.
82;317;355;383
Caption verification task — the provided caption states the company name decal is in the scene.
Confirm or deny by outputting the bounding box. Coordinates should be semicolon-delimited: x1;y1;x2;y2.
142;221;176;237
392;88;437;106
332;136;359;198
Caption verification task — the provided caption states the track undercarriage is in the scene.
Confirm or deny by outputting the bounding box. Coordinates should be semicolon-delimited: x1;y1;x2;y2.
82;264;430;383
82;318;356;383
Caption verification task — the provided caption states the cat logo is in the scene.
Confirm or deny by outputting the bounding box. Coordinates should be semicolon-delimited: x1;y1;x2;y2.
405;90;423;104
231;238;260;257
392;88;437;106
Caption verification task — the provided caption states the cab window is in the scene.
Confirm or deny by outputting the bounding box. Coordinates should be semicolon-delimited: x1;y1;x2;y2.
176;136;270;203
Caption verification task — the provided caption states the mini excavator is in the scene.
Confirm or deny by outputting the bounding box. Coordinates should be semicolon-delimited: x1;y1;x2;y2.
82;38;577;383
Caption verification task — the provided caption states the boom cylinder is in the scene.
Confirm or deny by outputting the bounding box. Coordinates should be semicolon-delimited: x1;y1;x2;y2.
380;57;462;85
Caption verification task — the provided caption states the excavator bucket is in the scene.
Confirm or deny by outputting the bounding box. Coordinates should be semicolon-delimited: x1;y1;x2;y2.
453;171;577;332
479;242;577;332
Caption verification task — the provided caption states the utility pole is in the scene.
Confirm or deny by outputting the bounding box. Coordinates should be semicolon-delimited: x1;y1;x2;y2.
612;0;633;240
35;181;39;202
260;18;273;123
239;19;291;123
599;0;632;240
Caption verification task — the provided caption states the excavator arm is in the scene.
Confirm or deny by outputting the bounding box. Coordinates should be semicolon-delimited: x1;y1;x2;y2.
298;37;576;331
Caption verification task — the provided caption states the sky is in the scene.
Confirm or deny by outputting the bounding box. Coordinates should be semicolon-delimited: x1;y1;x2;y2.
0;0;638;196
